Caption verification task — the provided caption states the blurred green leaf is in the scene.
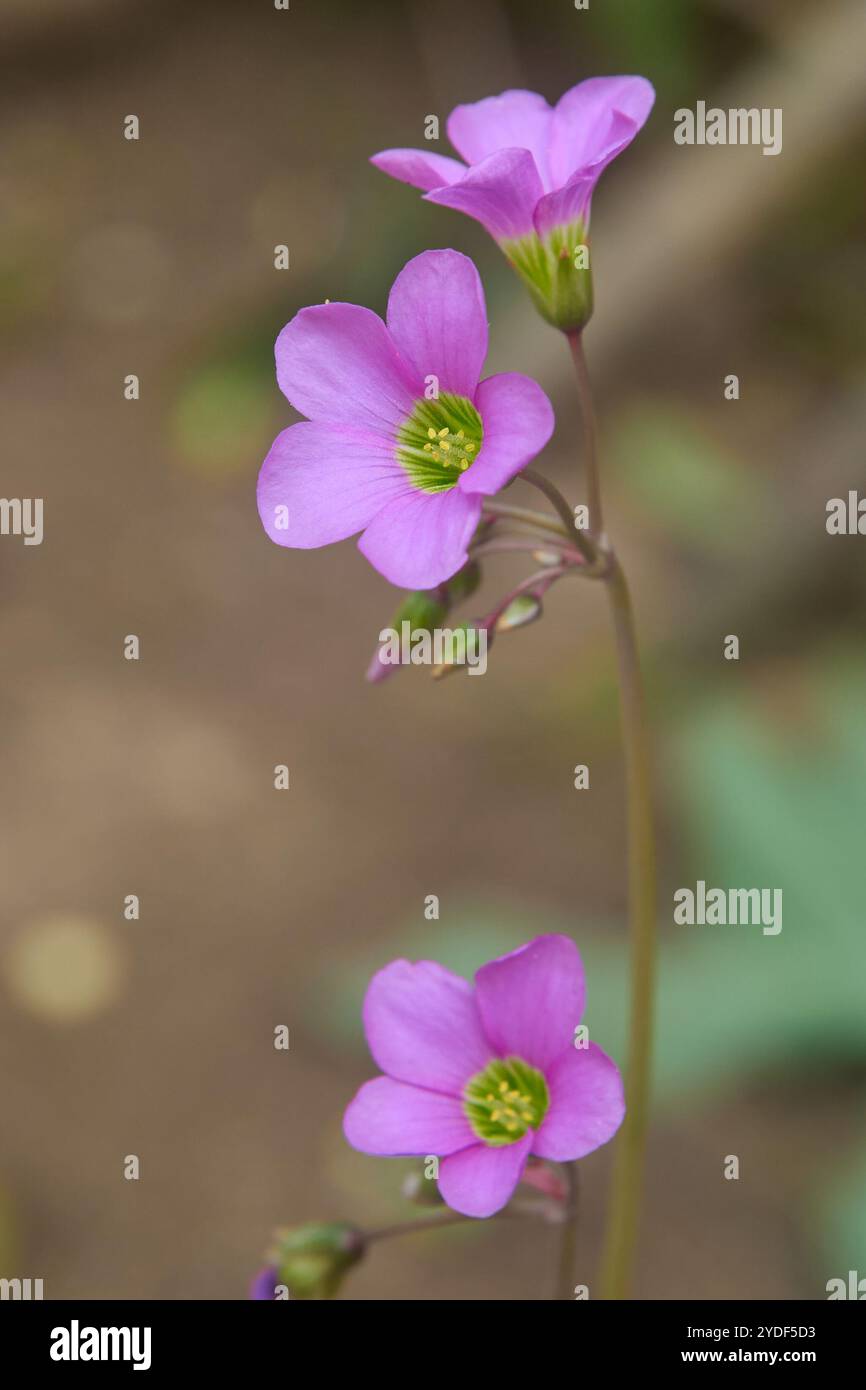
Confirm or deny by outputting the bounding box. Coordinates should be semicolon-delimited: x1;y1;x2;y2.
818;1138;866;1281
611;401;768;553
583;657;866;1093
171;363;275;479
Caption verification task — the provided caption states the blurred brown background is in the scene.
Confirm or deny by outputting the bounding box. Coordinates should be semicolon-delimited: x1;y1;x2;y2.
1;0;865;1299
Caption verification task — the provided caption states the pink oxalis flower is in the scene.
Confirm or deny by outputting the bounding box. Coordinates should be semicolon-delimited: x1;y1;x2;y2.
257;249;554;590
372;78;655;330
344;934;625;1218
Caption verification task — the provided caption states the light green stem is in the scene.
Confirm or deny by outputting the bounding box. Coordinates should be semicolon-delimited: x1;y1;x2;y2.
598;558;657;1300
568;331;658;1301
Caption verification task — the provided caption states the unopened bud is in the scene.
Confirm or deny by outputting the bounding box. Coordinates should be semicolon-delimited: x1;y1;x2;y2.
443;559;481;603
268;1221;365;1300
495;593;543;632
366;589;448;683
431;622;488;679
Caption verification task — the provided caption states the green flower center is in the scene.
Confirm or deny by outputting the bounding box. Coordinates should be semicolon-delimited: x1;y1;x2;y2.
463;1056;549;1147
396;393;483;493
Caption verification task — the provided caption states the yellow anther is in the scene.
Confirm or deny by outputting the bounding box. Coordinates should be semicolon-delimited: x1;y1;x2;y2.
440;441;450;452
465;442;476;453
456;429;465;439
427;427;437;439
438;428;448;438
499;1081;509;1093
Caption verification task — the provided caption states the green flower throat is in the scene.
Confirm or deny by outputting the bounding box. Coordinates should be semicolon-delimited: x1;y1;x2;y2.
397;393;483;493
463;1057;549;1146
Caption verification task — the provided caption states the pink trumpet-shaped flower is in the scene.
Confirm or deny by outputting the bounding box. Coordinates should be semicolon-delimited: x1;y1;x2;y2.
372;78;655;330
256;250;554;590
344;934;625;1218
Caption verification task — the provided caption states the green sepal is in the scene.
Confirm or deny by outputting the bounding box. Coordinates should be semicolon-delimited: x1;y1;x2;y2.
269;1221;365;1300
502;220;593;332
390;589;448;633
443;559;481;604
431;621;486;680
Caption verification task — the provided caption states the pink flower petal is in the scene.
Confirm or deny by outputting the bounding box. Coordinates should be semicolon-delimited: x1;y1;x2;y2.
459;372;554;497
358;485;482;589
343;1076;476;1156
475;934;586;1072
532;1043;625;1162
424;148;544;242
535;109;643;238
548;76;655;188
386;250;488;402
362;958;492;1096
447;89;554;190
370;148;468;192
275;302;418;433
257;422;410;549
437;1134;532;1217
532;170;598;240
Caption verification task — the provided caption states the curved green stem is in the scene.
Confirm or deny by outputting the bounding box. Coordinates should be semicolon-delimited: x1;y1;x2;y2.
469;535;582;564
520;466;598;565
364;1197;557;1246
598;558;657;1300
568;332;658;1301
481;498;571;539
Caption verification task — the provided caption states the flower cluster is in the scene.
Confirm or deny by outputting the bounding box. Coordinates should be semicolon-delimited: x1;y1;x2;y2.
253;74;654;1261
257;77;654;590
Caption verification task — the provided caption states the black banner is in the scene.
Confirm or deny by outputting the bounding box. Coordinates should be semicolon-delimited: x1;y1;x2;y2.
0;1299;861;1374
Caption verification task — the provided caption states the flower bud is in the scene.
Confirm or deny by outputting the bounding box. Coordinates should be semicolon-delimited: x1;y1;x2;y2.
495;593;543;632
366;561;482;683
431;622;488;680
366;590;448;683
444;559;481;603
249;1266;279;1300
267;1221;365;1300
